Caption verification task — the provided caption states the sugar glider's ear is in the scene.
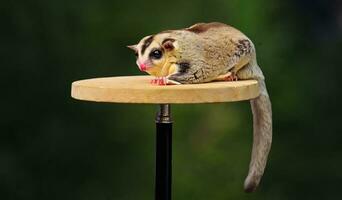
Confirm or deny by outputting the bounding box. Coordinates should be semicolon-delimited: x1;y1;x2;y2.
162;38;177;51
127;44;138;51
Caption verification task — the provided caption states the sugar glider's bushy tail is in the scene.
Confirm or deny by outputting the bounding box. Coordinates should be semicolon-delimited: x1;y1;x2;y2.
244;78;272;192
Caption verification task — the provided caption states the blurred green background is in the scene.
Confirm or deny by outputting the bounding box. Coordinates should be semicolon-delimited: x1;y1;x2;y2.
2;0;342;199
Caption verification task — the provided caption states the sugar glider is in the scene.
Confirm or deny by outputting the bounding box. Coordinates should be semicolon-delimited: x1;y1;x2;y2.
128;22;272;192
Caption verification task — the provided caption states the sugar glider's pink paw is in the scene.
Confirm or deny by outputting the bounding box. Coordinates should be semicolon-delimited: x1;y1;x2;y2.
224;73;239;81
150;78;160;85
150;77;181;86
150;77;168;85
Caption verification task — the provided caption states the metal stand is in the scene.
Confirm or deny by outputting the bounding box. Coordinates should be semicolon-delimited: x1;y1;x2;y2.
155;104;172;200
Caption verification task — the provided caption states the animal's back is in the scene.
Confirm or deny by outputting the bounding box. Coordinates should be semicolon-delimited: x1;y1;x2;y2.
163;22;255;82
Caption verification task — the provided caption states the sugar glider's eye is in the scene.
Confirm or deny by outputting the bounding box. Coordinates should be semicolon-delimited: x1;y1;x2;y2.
150;50;163;59
135;52;138;57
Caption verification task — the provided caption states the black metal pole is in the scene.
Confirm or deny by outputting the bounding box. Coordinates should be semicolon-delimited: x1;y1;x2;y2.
155;104;172;200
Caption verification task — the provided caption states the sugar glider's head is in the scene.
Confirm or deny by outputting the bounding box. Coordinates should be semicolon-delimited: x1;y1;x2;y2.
128;34;178;72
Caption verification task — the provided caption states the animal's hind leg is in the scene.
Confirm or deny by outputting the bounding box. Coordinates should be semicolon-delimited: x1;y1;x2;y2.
215;72;239;81
236;61;264;81
213;54;251;82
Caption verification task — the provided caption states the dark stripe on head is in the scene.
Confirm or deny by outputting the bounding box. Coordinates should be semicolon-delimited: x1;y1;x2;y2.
141;35;154;55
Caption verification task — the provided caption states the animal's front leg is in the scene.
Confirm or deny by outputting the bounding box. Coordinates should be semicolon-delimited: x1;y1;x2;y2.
150;77;181;85
150;77;161;85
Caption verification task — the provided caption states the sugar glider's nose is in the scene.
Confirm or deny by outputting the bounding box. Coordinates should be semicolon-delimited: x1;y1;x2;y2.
137;61;147;71
139;63;147;71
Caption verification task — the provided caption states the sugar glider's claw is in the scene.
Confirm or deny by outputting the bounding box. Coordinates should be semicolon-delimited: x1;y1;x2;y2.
150;78;159;85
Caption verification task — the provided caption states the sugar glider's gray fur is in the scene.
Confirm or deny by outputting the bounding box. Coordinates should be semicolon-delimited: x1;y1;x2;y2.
129;22;272;192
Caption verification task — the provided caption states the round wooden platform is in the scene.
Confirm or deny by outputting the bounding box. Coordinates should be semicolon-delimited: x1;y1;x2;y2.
71;76;260;104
